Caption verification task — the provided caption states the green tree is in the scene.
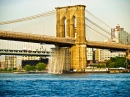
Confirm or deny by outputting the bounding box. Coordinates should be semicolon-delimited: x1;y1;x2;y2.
100;64;106;68
106;60;113;68
31;65;36;71
106;57;129;68
4;68;7;71
24;64;32;71
108;62;115;68
36;62;46;71
97;64;101;68
13;68;17;71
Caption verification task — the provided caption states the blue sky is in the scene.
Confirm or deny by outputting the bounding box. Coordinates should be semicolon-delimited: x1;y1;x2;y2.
0;0;130;33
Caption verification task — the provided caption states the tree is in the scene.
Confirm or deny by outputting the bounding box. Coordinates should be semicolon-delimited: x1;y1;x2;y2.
106;57;130;68
31;65;36;71
13;68;17;70
96;64;106;68
36;62;46;71
24;64;32;71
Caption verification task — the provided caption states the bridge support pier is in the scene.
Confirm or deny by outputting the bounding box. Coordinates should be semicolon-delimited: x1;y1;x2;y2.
71;43;87;72
126;49;130;60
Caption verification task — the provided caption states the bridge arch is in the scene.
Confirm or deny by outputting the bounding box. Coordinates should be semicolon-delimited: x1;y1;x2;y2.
73;16;77;38
61;16;68;38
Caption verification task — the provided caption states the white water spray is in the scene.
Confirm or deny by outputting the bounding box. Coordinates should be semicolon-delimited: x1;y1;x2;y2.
48;47;71;74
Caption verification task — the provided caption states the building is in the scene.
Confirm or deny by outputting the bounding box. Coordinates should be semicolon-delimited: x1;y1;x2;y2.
22;56;40;60
21;57;48;68
87;48;97;65
95;49;101;62
5;56;17;69
21;55;48;68
0;60;5;70
87;48;93;60
128;34;130;44
95;49;126;62
111;24;130;45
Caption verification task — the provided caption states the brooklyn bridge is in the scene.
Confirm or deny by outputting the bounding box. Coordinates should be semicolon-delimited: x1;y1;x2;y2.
0;5;130;73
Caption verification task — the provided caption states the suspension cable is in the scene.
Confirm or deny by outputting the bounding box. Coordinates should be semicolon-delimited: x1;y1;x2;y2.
85;18;118;39
85;9;112;28
0;10;56;25
85;24;110;39
85;17;111;35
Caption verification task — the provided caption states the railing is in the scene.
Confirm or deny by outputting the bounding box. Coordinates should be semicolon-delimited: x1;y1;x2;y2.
0;49;53;56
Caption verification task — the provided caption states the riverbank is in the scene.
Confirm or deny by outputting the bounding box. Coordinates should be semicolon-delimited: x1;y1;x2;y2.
109;69;130;73
0;71;13;73
0;69;130;74
13;70;48;74
85;68;108;73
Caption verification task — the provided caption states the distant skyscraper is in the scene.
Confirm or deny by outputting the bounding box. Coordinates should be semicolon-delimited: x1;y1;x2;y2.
111;24;130;45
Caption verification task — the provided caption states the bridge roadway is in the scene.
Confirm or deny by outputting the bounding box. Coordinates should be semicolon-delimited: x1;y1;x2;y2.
0;30;130;50
0;30;75;46
0;49;52;56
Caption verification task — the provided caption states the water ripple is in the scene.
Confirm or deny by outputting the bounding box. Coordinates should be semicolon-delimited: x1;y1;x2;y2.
0;73;130;97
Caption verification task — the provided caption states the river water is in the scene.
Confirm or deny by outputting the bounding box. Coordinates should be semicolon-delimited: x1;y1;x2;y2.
0;73;130;97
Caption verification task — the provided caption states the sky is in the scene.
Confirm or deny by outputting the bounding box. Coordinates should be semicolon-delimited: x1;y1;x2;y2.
0;0;130;33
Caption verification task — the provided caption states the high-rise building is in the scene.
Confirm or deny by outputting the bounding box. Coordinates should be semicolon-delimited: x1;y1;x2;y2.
5;56;17;69
111;24;130;45
95;49;126;62
95;49;101;62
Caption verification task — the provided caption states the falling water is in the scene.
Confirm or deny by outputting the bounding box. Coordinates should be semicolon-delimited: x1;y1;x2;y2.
48;47;71;74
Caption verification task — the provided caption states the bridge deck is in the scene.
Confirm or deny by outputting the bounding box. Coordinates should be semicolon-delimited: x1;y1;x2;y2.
0;30;75;46
0;30;130;50
87;41;130;50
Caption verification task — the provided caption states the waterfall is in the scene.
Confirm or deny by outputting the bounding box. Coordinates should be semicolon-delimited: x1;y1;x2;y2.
48;47;70;74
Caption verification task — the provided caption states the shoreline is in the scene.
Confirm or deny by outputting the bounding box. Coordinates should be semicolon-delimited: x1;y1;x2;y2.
13;70;48;74
0;69;130;74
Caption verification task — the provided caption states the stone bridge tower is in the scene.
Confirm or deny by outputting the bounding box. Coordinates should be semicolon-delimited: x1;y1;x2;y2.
126;50;130;60
55;5;87;72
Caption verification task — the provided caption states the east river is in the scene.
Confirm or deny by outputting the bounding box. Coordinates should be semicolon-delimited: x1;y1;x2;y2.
0;73;130;97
